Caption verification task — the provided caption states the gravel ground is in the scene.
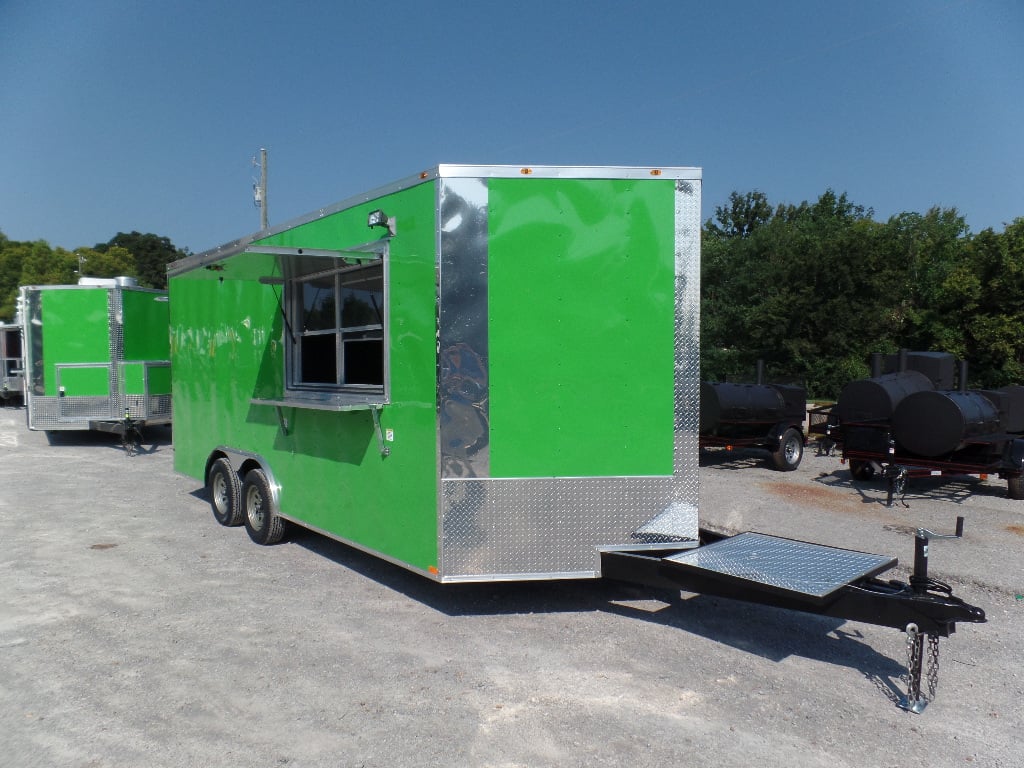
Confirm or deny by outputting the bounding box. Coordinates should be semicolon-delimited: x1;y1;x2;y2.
1;407;1021;767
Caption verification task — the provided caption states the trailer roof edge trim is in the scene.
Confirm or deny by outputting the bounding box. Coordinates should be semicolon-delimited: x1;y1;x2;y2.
436;164;702;180
20;283;167;295
168;164;702;277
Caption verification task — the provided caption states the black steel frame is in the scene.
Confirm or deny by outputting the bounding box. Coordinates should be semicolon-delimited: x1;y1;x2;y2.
600;532;985;637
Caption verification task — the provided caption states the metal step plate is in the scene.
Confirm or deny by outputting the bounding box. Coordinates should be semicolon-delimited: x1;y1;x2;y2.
664;532;896;602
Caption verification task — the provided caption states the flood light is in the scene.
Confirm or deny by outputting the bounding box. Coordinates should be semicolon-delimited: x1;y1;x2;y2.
367;209;395;235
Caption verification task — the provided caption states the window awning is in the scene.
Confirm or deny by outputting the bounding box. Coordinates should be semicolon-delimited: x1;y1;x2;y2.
246;239;387;284
171;238;389;283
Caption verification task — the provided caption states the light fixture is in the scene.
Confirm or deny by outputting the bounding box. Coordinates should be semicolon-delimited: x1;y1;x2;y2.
367;209;396;236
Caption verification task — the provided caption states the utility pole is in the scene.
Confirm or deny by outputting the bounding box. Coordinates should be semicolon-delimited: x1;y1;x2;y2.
253;148;268;230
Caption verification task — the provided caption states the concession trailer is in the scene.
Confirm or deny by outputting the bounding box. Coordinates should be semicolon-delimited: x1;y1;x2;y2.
0;320;24;405
168;165;983;711
20;278;172;441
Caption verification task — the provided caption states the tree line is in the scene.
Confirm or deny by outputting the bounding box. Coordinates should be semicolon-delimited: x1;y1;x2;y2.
0;230;188;320
702;191;1024;398
4;192;1023;399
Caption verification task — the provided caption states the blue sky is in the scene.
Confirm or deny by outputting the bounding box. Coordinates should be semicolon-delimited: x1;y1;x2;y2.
1;0;1021;255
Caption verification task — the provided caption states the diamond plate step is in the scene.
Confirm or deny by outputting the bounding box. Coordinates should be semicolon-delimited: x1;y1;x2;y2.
664;532;897;603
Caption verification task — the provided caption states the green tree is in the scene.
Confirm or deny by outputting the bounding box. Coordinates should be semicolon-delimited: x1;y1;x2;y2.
76;246;137;280
931;218;1024;386
95;231;188;289
876;207;969;352
702;189;889;397
18;242;77;288
705;190;773;238
0;233;24;320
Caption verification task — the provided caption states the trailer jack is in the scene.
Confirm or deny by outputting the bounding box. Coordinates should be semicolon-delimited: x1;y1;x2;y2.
119;412;144;456
88;410;145;456
898;517;969;713
601;519;985;713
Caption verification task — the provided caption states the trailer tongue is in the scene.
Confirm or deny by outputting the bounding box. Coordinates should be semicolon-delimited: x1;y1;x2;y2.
603;523;985;713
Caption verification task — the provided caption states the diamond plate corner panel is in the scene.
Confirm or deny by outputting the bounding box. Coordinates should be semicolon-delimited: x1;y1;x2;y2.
674;177;701;516
441;476;693;578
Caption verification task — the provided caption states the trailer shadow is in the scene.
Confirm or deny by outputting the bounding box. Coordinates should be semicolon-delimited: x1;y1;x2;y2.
43;424;172;455
602;590;907;705
812;466;1009;506
289;526;908;705
699;447;774;471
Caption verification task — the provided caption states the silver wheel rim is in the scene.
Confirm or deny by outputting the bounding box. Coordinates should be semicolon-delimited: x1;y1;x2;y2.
247;485;264;528
785;439;801;464
213;473;228;514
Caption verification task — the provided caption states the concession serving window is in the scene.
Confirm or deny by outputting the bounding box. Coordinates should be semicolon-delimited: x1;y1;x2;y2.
247;241;389;411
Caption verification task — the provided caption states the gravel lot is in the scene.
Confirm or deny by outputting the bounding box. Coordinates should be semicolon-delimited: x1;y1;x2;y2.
1;406;1021;767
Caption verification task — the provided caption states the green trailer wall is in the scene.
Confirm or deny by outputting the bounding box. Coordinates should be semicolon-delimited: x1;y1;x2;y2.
486;177;676;478
40;288;111;397
170;181;440;572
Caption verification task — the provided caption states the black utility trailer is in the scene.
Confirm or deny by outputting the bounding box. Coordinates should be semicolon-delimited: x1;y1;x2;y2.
700;362;807;470
811;351;1024;502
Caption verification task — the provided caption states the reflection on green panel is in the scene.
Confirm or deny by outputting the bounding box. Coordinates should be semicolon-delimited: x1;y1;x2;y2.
486;178;676;478
170;180;440;572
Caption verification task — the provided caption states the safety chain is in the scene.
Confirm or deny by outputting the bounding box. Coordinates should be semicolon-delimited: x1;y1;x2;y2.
903;625;941;710
926;633;940;699
905;625;921;691
885;464;909;508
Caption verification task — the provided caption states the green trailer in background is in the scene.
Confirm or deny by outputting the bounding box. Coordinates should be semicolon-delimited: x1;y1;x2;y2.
168;164;984;711
21;278;172;439
1;319;24;405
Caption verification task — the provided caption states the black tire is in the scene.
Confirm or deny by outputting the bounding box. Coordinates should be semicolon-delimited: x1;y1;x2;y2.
242;468;287;545
208;457;243;526
1008;475;1024;500
849;460;876;481
771;428;803;471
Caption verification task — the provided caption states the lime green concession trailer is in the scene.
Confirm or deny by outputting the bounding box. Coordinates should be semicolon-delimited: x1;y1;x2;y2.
1;320;24;404
21;278;172;432
168;165;988;710
168;165;703;579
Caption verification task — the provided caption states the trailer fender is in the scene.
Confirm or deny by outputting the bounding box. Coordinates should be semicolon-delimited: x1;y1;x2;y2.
767;421;804;448
205;447;282;511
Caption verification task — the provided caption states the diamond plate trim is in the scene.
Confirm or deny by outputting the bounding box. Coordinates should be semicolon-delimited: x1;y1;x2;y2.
674;179;701;508
665;533;896;599
441;476;695;579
